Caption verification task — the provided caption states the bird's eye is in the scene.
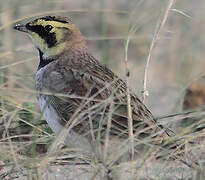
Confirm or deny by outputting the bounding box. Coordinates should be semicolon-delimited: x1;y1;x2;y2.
45;25;53;32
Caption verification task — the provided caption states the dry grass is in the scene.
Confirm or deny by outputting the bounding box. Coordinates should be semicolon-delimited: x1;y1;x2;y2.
0;0;205;179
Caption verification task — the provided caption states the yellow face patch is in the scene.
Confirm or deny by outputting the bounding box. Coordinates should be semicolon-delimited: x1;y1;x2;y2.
28;32;67;58
26;19;73;57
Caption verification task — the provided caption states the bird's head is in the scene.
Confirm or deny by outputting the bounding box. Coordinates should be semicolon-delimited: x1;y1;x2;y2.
14;16;86;58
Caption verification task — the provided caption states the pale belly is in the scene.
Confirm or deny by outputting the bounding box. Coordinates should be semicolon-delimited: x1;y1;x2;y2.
35;69;92;152
37;94;92;152
37;95;63;135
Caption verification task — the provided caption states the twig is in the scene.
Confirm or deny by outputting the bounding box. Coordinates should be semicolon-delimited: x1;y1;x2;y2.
124;29;134;173
143;0;175;103
103;99;114;162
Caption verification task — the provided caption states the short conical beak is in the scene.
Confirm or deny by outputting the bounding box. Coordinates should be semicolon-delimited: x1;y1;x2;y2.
13;24;29;33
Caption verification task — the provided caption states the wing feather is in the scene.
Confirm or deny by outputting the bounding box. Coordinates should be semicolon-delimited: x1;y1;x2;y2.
42;52;168;141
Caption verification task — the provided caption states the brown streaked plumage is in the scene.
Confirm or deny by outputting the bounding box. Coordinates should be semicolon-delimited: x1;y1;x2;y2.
14;16;170;153
181;76;205;132
183;77;205;111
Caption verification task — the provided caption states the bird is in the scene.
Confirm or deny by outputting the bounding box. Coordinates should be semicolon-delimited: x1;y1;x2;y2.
181;75;205;132
14;16;170;155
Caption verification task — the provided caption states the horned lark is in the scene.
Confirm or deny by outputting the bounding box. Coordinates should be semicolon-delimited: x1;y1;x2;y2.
181;75;205;132
14;16;170;154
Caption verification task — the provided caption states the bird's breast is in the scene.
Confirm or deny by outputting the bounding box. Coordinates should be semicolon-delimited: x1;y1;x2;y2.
35;68;63;134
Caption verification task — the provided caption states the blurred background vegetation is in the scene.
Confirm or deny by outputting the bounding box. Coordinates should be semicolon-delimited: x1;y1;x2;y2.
0;0;205;179
1;0;205;116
